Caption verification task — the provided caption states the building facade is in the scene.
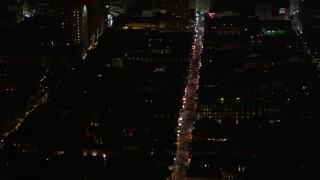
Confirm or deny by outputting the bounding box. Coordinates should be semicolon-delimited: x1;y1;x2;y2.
300;0;320;30
53;0;104;47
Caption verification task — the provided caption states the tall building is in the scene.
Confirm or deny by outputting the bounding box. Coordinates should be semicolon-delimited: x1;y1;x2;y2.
299;0;320;54
300;0;320;30
189;0;211;14
53;1;88;46
87;0;105;44
166;0;190;31
167;0;189;18
165;0;211;31
255;4;273;20
255;2;290;21
52;0;104;48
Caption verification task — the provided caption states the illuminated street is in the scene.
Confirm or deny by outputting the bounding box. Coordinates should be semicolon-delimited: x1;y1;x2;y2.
0;41;98;148
0;75;49;149
171;12;204;180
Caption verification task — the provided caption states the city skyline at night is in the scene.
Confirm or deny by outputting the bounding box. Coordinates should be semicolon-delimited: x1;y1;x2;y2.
1;0;320;179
